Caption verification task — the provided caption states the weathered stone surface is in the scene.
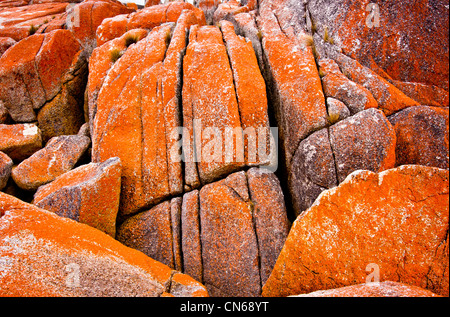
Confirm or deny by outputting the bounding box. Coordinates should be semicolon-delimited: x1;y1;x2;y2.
96;1;205;46
247;168;290;285
0;151;13;191
87;28;148;133
118;169;289;297
329;51;420;116
117;201;174;269
319;58;378;115
0;2;68;41
329;108;397;183
199;174;261;297
304;0;449;91
68;0;134;52
213;0;255;24
389;106;449;170
294;281;441;297
162;10;199;196
221;20;270;166
182;25;244;187
0;29;83;123
34;157;122;237
326;97;350;123
289;129;337;216
263;165;449;297
0;37;16;56
257;4;328;167
92;24;173;216
197;0;220;25
37;57;88;143
12;134;90;190
180;189;203;283
0;192;208;297
0;123;42;161
390;80;449;108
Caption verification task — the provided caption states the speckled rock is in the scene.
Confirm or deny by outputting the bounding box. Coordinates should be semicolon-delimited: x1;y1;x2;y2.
0;151;13;191
389;106;449;170
34;157;122;237
182;25;244;187
289;129;337;216
257;5;328;167
0;192;208;297
326;97;351;123
0;37;16;56
319;58;378;115
96;1;205;45
263;165;449;297
329;108;397;183
0;29;83;122
0;123;42;162
117;169;290;297
12;134;90;190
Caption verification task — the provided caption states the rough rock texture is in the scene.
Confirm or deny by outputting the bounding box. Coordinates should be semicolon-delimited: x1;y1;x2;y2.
117;169;290;297
86;28;149;132
289;129;337;215
0;103;9;124
0;1;68;41
34;157;122;237
329;108;397;183
305;0;449;91
294;281;441;297
326;97;350;123
263;165;449;297
257;3;328;168
0;37;16;56
12;134;90;190
182;25;244;187
0;192;208;297
92;24;174;216
389;106;449;170
221;20;270;166
1;0;449;299
0;151;13;191
319;58;378;115
68;0;134;51
0;123;42;162
96;1;205;46
330;51;420;116
0;29;84;122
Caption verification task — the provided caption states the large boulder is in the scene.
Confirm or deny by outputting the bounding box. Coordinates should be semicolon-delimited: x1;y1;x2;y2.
12;133;90;190
0;123;42;162
0;2;68;41
0;29;84;123
0;192;208;297
305;0;449;91
96;1;205;46
263;165;449;297
33;157;122;237
257;4;328;168
389;106;449;170
117;168;290;297
329;108;396;183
